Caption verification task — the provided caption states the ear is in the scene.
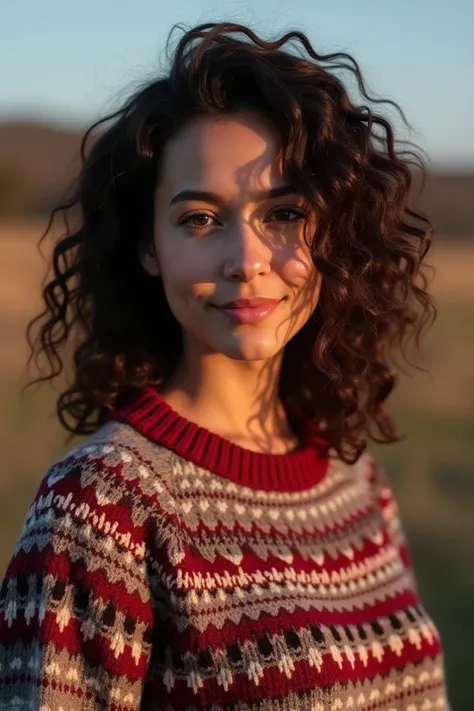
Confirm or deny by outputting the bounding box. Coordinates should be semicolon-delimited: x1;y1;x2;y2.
140;244;160;276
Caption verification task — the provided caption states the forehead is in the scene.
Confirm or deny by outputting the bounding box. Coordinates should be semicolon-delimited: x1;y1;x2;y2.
158;113;285;199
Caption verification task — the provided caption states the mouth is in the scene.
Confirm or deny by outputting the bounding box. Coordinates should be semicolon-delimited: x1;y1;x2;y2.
212;297;285;325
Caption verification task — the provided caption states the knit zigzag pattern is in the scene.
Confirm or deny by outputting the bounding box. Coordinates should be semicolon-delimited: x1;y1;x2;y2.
0;418;449;710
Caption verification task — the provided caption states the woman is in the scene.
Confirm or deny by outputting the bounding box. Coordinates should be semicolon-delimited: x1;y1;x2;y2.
0;21;450;711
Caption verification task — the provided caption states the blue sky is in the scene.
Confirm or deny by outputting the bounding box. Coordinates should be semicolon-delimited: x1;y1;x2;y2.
2;0;473;168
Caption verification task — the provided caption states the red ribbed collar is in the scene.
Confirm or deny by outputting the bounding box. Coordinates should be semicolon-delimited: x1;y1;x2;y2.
107;387;329;492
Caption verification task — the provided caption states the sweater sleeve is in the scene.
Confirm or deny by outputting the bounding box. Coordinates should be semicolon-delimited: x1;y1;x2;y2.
0;446;154;711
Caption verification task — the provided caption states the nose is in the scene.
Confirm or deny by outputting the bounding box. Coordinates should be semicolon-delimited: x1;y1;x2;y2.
223;221;272;282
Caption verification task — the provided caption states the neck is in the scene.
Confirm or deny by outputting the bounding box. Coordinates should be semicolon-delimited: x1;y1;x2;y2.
160;348;297;454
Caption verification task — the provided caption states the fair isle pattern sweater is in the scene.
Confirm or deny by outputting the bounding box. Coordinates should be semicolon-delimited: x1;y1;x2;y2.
0;387;449;710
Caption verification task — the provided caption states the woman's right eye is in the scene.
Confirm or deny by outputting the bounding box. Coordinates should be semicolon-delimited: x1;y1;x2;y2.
178;212;220;231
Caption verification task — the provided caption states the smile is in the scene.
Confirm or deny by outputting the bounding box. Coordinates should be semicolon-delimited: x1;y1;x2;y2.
213;298;284;325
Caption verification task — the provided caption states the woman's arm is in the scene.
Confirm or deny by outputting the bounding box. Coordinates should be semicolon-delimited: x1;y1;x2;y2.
0;447;154;710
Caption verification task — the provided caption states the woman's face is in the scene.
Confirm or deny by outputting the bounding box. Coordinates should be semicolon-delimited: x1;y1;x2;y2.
145;111;321;362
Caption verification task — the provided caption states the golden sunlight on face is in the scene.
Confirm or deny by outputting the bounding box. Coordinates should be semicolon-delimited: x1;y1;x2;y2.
146;111;322;362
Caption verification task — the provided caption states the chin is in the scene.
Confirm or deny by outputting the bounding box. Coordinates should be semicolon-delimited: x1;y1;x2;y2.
214;333;283;362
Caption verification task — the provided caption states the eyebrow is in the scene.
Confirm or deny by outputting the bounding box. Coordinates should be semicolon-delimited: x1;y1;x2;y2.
169;184;300;207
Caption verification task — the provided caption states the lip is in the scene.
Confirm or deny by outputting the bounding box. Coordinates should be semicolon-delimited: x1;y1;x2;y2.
213;297;284;325
218;297;282;309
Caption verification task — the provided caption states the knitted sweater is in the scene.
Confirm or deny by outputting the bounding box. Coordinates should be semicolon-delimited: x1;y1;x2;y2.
0;387;449;710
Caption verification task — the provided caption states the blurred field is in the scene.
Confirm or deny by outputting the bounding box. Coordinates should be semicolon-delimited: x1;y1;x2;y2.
0;219;473;709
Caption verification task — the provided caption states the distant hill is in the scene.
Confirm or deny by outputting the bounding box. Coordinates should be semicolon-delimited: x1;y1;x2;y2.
0;120;473;234
416;172;474;236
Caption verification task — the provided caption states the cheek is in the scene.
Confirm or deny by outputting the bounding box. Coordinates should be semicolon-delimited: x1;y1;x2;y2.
164;260;199;293
278;244;320;305
158;240;214;297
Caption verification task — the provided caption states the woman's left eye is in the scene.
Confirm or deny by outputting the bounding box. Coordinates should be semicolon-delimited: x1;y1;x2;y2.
267;208;305;223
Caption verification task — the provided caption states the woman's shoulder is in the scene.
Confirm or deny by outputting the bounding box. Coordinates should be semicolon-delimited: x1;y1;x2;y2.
329;448;388;490
17;420;176;558
38;418;173;495
329;449;403;526
344;450;412;565
354;450;400;509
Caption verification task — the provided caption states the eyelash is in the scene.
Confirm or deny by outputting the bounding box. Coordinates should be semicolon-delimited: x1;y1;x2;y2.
177;206;307;234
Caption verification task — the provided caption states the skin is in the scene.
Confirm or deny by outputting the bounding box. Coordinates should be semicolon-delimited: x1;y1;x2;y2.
142;111;322;453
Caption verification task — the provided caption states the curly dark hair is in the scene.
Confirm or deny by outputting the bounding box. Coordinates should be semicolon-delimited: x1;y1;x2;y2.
26;21;436;463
